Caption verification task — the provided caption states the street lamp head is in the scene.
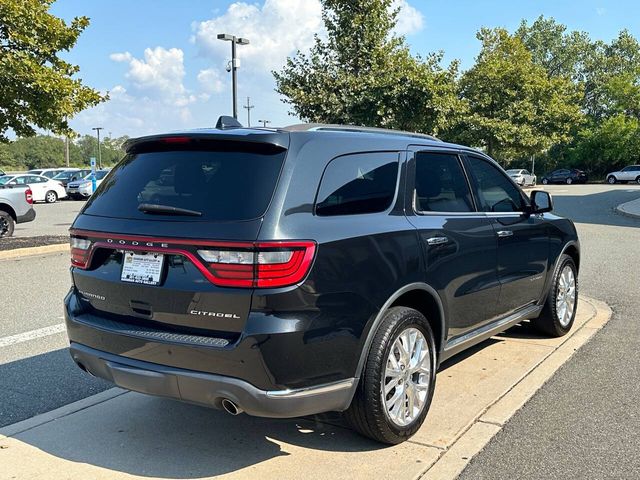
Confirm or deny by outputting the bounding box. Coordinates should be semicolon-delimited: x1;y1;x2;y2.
217;33;234;41
236;37;250;45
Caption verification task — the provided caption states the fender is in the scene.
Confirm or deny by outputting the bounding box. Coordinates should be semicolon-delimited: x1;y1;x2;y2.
538;240;580;306
353;282;446;383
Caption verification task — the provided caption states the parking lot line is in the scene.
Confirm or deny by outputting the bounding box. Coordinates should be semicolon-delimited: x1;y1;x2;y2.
0;324;65;348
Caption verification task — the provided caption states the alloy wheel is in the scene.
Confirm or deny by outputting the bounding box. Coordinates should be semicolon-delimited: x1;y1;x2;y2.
556;265;577;327
46;192;57;203
382;327;431;427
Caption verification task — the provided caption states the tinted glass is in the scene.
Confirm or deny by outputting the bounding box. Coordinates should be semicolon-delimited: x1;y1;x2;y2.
415;152;473;212
466;156;524;213
316;152;399;216
0;176;10;185
53;171;77;180
83;147;286;222
94;170;109;180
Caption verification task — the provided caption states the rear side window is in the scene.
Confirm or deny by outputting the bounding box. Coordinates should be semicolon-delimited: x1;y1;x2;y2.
315;152;399;216
83;146;286;222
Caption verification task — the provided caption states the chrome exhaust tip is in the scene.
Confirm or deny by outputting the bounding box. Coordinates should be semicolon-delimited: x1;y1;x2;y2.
221;398;243;415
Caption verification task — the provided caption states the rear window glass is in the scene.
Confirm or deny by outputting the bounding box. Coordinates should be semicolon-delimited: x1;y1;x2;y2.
315;152;399;216
83;147;286;222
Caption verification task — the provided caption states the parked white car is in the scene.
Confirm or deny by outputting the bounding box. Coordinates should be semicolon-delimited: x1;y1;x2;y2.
0;174;67;203
506;169;537;186
606;165;640;184
27;168;69;179
66;169;111;199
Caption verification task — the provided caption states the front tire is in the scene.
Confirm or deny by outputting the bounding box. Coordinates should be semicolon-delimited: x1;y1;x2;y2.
566;178;573;185
607;176;617;184
533;255;578;337
345;307;437;444
0;211;15;237
636;176;640;185
45;190;58;203
542;178;549;185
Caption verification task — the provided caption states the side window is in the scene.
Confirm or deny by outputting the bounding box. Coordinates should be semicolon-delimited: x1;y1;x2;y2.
466;156;525;213
315;152;399;216
15;177;28;185
415;152;473;212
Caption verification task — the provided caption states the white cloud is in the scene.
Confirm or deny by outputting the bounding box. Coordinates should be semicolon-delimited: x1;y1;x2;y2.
192;0;324;72
111;47;196;107
197;68;225;94
393;0;424;36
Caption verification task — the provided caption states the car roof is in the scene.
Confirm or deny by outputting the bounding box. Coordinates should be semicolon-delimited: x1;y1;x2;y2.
123;124;484;157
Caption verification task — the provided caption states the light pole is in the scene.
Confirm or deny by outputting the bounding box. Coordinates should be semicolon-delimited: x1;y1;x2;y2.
217;33;249;119
258;119;271;128
92;127;103;169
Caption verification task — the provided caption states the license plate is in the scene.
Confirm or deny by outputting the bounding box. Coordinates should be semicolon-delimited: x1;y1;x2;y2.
121;251;165;285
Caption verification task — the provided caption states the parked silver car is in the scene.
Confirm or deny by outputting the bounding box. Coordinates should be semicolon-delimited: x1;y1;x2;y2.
506;169;537;186
606;165;640;184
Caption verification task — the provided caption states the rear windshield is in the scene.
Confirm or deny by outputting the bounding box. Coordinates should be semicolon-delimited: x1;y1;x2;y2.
83;147;286;222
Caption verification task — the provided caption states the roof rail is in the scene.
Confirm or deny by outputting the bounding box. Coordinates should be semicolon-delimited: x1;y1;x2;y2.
282;123;440;141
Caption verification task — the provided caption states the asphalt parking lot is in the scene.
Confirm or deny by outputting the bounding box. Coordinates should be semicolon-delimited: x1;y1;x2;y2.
1;183;639;478
13;199;85;238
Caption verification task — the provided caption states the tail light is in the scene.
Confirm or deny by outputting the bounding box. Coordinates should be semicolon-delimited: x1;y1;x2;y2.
197;241;316;288
25;188;33;204
70;236;92;268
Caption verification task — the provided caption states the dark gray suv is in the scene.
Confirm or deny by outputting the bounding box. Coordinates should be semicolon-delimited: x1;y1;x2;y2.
64;122;579;444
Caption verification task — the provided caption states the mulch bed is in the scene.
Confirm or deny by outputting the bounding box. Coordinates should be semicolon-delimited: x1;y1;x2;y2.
0;235;69;251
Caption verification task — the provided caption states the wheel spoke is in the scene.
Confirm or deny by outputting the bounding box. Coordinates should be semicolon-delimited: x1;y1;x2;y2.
382;327;432;427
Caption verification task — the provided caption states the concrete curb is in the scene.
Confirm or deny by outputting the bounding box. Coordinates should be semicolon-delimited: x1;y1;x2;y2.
615;197;640;219
418;296;612;480
0;243;69;261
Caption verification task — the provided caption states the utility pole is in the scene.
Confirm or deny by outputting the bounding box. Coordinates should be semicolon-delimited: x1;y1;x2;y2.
258;119;271;128
217;33;250;119
243;97;254;127
92;127;103;169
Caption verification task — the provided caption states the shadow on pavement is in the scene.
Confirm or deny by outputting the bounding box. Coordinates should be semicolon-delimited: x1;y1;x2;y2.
0;348;111;428
551;188;640;228
12;392;387;478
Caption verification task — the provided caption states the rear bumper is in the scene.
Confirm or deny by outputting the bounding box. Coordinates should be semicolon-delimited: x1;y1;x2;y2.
69;342;355;418
16;207;36;224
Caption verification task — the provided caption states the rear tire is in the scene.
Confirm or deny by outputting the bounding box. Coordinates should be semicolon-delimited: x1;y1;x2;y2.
45;190;58;203
345;307;437;444
566;178;573;185
532;254;578;337
607;176;617;184
0;211;15;237
542;178;549;185
636;176;640;185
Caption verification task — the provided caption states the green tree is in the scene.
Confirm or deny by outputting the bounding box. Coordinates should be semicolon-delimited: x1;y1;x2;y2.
273;0;462;135
451;28;583;163
0;0;105;141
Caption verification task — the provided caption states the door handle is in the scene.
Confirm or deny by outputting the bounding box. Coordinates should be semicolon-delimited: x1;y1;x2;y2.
496;230;513;238
426;236;449;246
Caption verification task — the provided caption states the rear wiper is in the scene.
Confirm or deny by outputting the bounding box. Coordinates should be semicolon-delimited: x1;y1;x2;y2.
138;203;202;217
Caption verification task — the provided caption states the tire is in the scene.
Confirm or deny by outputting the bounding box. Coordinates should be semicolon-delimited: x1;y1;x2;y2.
607;176;617;184
345;307;437;444
542;178;548;185
636;176;640;185
532;254;578;337
45;190;58;203
566;177;573;185
0;210;15;237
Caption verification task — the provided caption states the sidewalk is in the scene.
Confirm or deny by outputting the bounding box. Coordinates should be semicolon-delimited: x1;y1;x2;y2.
615;196;640;219
0;297;611;480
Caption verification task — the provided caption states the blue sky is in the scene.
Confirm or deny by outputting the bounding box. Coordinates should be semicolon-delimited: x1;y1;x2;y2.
50;0;640;138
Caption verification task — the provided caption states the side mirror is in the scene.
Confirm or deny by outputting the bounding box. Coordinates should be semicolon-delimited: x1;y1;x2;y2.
530;190;553;214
